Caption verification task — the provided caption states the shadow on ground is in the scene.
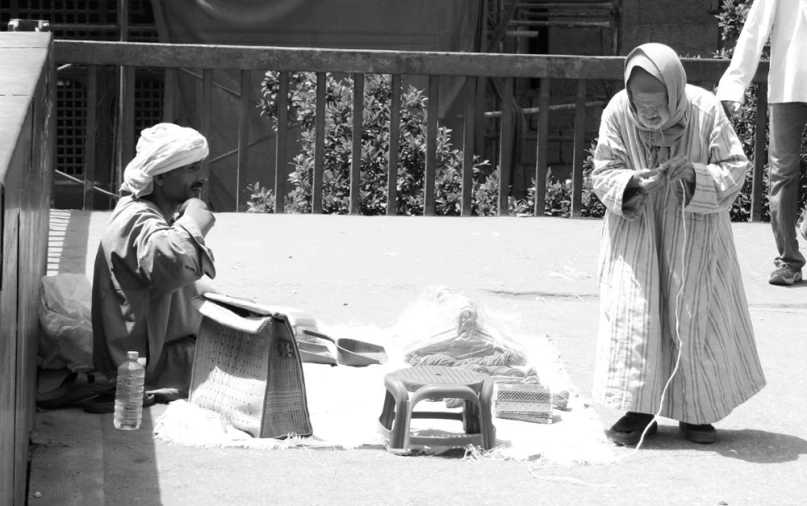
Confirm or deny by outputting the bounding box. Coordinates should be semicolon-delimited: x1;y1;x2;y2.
616;425;807;464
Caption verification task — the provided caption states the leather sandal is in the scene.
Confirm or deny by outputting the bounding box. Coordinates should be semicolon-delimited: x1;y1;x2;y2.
36;371;116;410
679;422;717;444
606;412;658;446
82;391;157;414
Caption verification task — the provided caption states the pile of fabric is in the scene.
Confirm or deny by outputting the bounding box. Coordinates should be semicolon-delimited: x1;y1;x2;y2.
394;287;567;418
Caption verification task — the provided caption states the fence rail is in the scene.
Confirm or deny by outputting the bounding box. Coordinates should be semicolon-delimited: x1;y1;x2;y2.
0;32;54;506
54;40;770;219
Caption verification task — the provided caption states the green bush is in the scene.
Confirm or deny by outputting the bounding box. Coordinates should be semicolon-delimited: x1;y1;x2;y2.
252;72;502;216
251;72;606;217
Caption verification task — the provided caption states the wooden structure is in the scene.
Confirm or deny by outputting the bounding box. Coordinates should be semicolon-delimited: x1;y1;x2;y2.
0;31;55;506
1;1;160;210
55;40;770;220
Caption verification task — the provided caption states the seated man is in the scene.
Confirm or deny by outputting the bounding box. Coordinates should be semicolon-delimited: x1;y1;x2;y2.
591;43;766;445
90;123;216;410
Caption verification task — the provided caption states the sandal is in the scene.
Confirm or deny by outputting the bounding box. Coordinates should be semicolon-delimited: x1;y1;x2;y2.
606;411;658;446
82;391;157;414
36;371;116;410
679;422;717;444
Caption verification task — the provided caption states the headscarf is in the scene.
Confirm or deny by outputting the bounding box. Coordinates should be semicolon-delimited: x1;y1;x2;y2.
624;43;689;147
120;123;209;198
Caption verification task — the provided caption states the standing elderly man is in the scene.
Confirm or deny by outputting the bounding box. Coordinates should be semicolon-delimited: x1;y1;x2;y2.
717;0;807;286
90;123;216;411
592;43;766;446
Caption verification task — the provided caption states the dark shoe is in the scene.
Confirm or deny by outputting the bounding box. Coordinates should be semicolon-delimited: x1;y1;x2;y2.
769;265;802;286
606;412;658;446
36;371;116;410
679;422;717;444
82;391;156;414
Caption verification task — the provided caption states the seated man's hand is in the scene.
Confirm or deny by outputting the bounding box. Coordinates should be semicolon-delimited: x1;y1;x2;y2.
176;198;215;237
177;198;210;217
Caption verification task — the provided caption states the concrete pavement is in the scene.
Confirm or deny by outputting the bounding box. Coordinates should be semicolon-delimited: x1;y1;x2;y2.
29;211;807;505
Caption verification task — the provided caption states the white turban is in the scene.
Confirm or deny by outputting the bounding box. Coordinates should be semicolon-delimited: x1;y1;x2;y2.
120;123;209;198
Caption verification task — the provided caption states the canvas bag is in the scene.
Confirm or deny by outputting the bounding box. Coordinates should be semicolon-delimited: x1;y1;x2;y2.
189;293;313;439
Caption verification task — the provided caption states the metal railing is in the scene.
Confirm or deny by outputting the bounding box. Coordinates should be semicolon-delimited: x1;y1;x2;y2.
53;40;770;220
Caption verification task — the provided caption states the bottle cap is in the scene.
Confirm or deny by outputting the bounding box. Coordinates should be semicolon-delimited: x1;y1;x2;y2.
126;351;139;360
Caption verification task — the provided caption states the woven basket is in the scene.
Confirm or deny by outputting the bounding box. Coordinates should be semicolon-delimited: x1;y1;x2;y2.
189;293;313;439
494;381;553;424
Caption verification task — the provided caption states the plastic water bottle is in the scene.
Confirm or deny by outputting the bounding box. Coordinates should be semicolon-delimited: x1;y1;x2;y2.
114;351;146;430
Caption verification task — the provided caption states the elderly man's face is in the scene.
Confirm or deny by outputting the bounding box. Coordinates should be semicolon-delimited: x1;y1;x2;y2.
630;89;670;130
158;161;206;204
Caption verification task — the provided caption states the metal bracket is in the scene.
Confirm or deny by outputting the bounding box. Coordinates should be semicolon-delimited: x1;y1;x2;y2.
7;19;51;32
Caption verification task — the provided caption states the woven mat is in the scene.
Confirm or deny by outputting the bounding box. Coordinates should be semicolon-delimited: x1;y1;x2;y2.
154;324;615;466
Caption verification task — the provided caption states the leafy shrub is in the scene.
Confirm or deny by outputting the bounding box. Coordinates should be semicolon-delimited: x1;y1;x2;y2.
253;72;502;216
251;72;607;217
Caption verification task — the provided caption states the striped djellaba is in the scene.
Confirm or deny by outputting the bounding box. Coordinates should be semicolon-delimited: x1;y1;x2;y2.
590;85;766;425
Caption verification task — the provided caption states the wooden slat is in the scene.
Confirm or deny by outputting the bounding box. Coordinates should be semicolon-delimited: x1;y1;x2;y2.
498;77;515;217
162;68;176;123
461;77;477;217
752;82;768;223
570;79;587;217
118;0;129;41
236;69;250;212
313;72;326;214
274;71;289;214
0;200;20;506
424;76;439;216
83;65;97;210
350;74;364;215
116;65;135;192
386;74;401;216
533;78;550;216
200;69;213;203
115;0;131;192
54;41;768;83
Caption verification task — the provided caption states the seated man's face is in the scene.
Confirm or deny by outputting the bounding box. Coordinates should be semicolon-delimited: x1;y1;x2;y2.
630;89;670;130
159;161;207;204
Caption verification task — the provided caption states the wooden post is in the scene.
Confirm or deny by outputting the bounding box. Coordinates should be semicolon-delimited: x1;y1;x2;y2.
533;78;550;216
115;0;133;193
386;74;401;216
236;69;250;211
462;77;477;217
162;68;177;123
570;80;587;218
425;75;439;216
313;72;326;214
350;73;364;215
274;71;289;214
498;77;514;217
751;82;768;223
83;65;97;210
200;69;212;203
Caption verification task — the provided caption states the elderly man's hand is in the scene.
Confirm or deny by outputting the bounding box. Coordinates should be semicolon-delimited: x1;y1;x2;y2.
666;155;696;186
177;198;210;217
626;167;666;194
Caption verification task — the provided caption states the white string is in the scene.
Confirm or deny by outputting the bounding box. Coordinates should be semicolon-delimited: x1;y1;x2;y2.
620;174;687;458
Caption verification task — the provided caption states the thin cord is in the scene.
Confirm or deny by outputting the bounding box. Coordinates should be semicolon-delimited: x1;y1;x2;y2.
622;177;687;456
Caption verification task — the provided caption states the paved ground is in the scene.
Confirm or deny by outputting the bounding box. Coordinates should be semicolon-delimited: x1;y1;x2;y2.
29;211;807;505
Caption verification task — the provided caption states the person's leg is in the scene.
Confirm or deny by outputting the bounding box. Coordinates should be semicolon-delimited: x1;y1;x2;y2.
768;102;807;285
